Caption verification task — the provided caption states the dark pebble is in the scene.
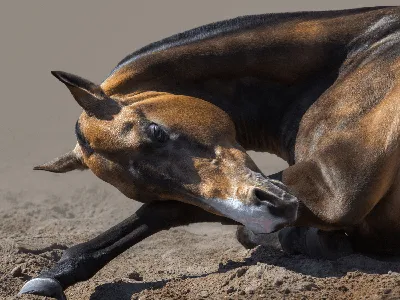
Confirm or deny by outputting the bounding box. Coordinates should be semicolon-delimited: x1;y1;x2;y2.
128;271;143;281
11;266;22;277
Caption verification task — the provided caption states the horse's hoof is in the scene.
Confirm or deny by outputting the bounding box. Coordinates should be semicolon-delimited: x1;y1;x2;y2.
18;277;66;300
305;228;353;260
278;226;308;254
279;227;353;259
236;225;259;249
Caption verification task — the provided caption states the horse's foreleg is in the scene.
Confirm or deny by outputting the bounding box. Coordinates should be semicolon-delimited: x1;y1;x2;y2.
19;201;237;299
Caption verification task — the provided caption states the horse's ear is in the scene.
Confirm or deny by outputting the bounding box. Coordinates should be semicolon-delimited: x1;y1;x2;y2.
34;145;87;173
51;71;120;119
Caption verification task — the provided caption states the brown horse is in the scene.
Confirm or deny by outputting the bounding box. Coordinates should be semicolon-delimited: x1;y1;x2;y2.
20;6;400;299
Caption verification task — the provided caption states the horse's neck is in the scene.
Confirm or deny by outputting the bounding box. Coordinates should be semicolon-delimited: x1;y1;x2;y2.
102;7;395;160
179;73;337;162
103;8;390;94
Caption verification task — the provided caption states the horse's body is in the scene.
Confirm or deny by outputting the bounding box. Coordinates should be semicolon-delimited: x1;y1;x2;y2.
20;6;400;299
102;6;400;252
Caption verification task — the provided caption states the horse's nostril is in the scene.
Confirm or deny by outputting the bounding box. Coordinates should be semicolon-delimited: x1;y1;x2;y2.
253;188;277;206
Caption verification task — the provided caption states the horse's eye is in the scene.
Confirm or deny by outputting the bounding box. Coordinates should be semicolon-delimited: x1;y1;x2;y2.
148;123;169;143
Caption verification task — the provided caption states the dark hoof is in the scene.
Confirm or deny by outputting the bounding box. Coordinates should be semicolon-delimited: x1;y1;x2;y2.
278;227;353;260
236;226;259;249
278;226;308;254
305;228;353;260
237;225;282;249
18;277;66;300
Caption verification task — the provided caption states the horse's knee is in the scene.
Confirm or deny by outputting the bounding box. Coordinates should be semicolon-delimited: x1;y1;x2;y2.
302;192;367;229
284;160;374;229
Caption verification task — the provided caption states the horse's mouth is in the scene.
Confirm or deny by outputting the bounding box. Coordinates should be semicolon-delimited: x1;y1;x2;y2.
199;195;298;234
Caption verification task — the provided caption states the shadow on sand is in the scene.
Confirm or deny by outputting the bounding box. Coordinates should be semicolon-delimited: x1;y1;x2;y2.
89;239;400;300
89;281;165;300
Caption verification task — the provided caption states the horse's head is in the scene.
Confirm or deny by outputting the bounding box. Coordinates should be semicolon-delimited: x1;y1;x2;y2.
36;71;298;234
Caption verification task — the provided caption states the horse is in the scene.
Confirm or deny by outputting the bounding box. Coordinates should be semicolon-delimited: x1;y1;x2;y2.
19;6;400;299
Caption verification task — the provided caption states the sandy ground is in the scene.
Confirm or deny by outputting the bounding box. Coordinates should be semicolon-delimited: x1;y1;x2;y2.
1;153;400;300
